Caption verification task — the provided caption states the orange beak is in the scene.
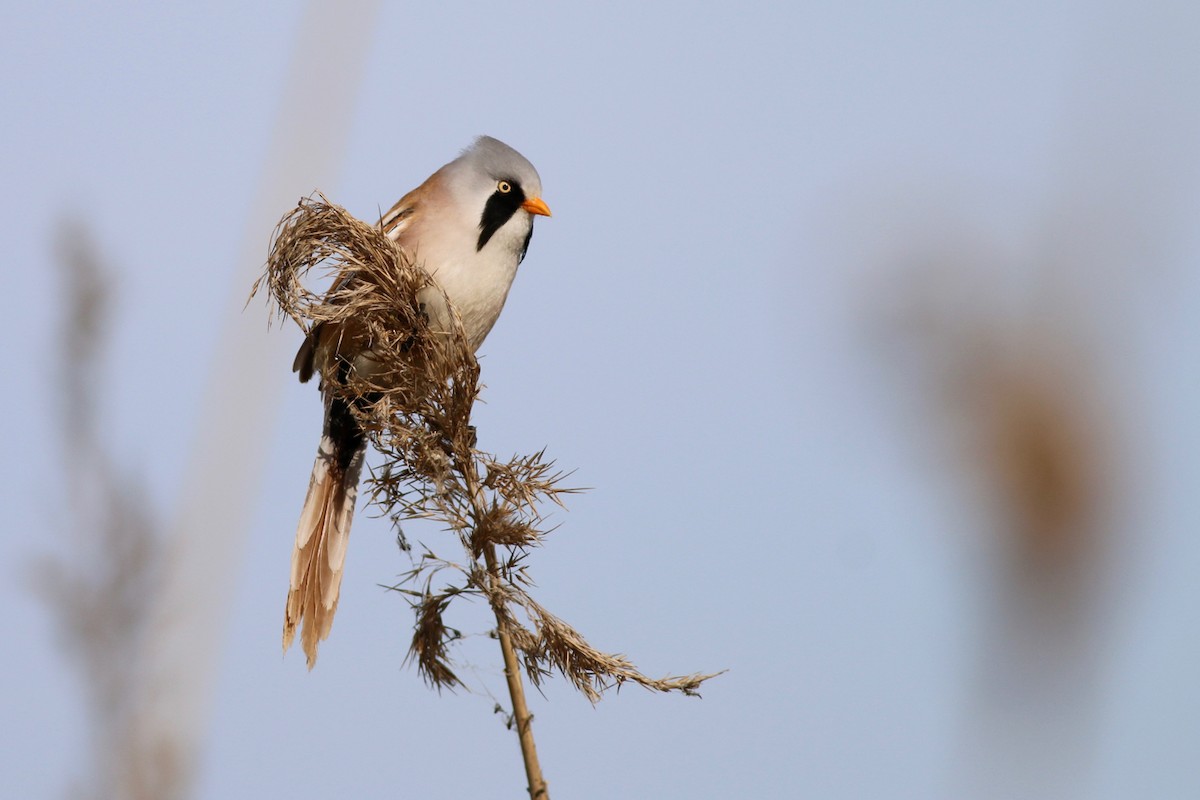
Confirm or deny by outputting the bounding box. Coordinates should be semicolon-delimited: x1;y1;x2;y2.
521;197;552;217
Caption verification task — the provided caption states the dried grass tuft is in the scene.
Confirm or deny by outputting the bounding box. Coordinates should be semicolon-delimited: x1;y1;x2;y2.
252;194;720;705
407;584;466;691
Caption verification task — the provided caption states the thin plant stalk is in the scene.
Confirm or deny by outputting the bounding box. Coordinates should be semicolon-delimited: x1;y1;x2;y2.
459;425;548;798
485;542;548;799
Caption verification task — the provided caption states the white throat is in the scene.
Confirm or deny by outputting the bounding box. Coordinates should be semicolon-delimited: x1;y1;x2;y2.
402;211;532;351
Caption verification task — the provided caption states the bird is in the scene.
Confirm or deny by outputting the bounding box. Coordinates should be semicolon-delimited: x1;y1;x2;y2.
284;136;551;668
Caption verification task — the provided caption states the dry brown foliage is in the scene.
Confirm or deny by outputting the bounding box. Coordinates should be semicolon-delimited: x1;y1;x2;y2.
252;194;719;703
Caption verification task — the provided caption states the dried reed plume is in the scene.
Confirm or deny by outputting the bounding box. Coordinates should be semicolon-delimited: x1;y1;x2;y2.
253;195;719;797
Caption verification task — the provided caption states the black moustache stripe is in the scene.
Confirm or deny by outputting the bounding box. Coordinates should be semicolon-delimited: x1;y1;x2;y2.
519;226;533;264
477;181;527;251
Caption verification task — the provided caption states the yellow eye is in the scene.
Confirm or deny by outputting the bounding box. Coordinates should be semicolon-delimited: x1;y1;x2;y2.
497;180;512;193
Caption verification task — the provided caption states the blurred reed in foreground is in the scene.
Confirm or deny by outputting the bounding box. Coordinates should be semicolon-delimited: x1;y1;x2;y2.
35;220;180;800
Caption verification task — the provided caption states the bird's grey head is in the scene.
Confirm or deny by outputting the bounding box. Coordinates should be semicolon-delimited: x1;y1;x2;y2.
445;136;550;256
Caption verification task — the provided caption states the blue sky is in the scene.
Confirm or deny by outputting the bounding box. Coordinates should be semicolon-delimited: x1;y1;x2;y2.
5;2;1200;798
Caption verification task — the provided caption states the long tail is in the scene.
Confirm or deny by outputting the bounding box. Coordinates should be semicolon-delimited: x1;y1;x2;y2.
283;395;365;668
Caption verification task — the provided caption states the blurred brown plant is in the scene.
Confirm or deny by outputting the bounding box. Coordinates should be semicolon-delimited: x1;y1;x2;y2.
252;195;720;798
967;341;1104;573
879;265;1115;583
869;248;1123;799
35;220;178;800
